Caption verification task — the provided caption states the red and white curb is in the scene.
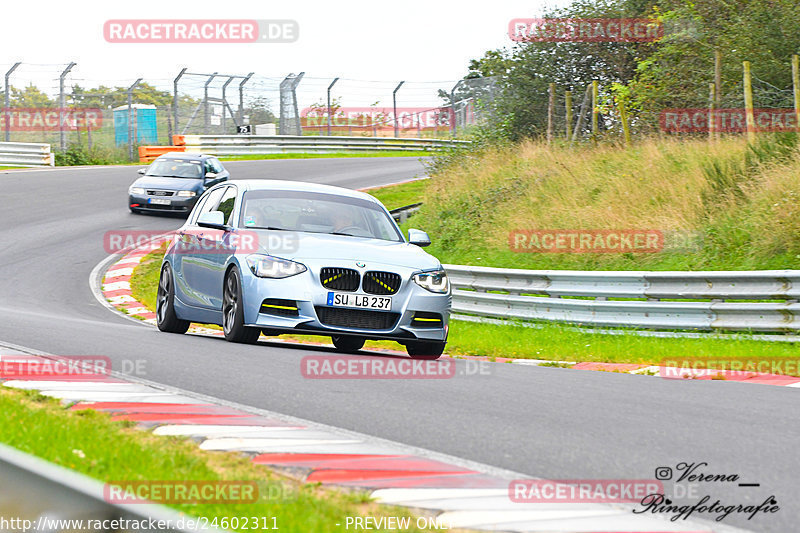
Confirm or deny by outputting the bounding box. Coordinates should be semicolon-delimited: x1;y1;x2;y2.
1;343;744;533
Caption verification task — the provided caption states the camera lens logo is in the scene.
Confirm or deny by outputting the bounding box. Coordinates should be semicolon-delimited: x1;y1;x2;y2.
655;467;673;480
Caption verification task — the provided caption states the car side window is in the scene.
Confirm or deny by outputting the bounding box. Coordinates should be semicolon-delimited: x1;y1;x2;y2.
210;158;225;173
217;186;237;225
192;187;226;224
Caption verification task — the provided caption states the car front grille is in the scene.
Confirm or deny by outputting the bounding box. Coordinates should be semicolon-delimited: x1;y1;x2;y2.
362;271;401;295
147;190;175;196
320;267;360;291
315;306;400;330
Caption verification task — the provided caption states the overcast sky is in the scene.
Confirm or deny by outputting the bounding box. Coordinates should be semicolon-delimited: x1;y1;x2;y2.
1;0;569;108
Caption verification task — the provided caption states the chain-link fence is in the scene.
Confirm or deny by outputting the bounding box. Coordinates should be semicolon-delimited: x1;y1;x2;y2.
0;62;498;160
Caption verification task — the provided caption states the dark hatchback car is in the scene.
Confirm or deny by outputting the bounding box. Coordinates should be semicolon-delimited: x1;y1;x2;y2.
128;153;229;215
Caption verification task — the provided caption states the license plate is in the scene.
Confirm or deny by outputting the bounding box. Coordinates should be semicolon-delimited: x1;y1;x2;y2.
149;198;171;205
327;292;391;310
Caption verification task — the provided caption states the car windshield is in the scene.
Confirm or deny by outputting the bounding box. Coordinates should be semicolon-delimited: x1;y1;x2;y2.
240;190;403;242
146;159;203;178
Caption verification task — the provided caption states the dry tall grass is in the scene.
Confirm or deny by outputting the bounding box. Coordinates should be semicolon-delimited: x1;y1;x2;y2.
418;136;800;270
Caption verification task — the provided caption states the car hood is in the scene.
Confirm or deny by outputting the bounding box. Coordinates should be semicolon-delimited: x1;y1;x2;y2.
132;176;201;191
251;230;441;270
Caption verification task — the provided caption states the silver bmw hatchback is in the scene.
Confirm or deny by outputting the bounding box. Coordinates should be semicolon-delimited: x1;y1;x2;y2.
156;179;451;359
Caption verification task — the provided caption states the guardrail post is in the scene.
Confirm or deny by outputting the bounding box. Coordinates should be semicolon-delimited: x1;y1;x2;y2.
4;62;21;142
393;81;405;138
327;77;340;136
127;78;142;162
58;62;76;152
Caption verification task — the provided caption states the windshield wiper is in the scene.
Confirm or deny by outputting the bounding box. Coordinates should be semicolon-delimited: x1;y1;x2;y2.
329;231;356;237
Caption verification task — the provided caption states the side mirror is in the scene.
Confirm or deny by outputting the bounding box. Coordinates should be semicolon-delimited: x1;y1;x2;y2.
408;228;431;247
197;210;227;230
137;168;146;175
205;172;218;179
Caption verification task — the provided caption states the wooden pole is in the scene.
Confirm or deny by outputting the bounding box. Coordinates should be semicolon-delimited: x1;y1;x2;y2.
565;90;573;139
792;54;800;136
547;83;555;143
709;83;716;142
714;49;722;108
742;61;756;144
591;80;599;141
618;98;631;146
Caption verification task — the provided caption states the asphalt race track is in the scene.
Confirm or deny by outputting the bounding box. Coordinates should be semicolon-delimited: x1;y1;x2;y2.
0;157;797;532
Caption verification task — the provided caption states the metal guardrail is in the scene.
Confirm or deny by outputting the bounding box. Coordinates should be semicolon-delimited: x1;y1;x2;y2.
389;202;422;223
180;135;469;156
444;265;800;333
0;442;219;532
0;142;54;167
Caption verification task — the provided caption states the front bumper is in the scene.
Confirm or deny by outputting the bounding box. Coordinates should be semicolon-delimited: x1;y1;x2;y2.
129;193;199;214
238;261;451;342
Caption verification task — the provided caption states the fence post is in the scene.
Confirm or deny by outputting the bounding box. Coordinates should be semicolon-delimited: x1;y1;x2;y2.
58;62;76;152
127;78;142;162
173;68;186;138
393;81;405;138
547;83;555;143
203;73;218;135
571;84;591;144
327;77;339;136
709;82;716;141
792;55;800;137
221;77;234;134
238;72;254;127
565;90;572;140
742;61;756;144
618;98;631;146
3;62;20;142
591;80;599;141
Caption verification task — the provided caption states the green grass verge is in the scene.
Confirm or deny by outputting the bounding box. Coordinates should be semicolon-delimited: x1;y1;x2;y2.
126;246;797;371
220;151;434;161
0;386;436;531
362;179;429;211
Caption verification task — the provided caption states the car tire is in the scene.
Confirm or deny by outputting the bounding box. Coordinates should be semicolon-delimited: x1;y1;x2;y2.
331;336;366;353
222;267;261;344
156;263;190;334
406;341;446;360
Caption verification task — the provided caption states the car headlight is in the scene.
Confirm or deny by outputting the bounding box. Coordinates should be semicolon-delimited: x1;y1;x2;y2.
246;254;307;279
412;269;449;293
177;190;196;197
129;187;145;195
